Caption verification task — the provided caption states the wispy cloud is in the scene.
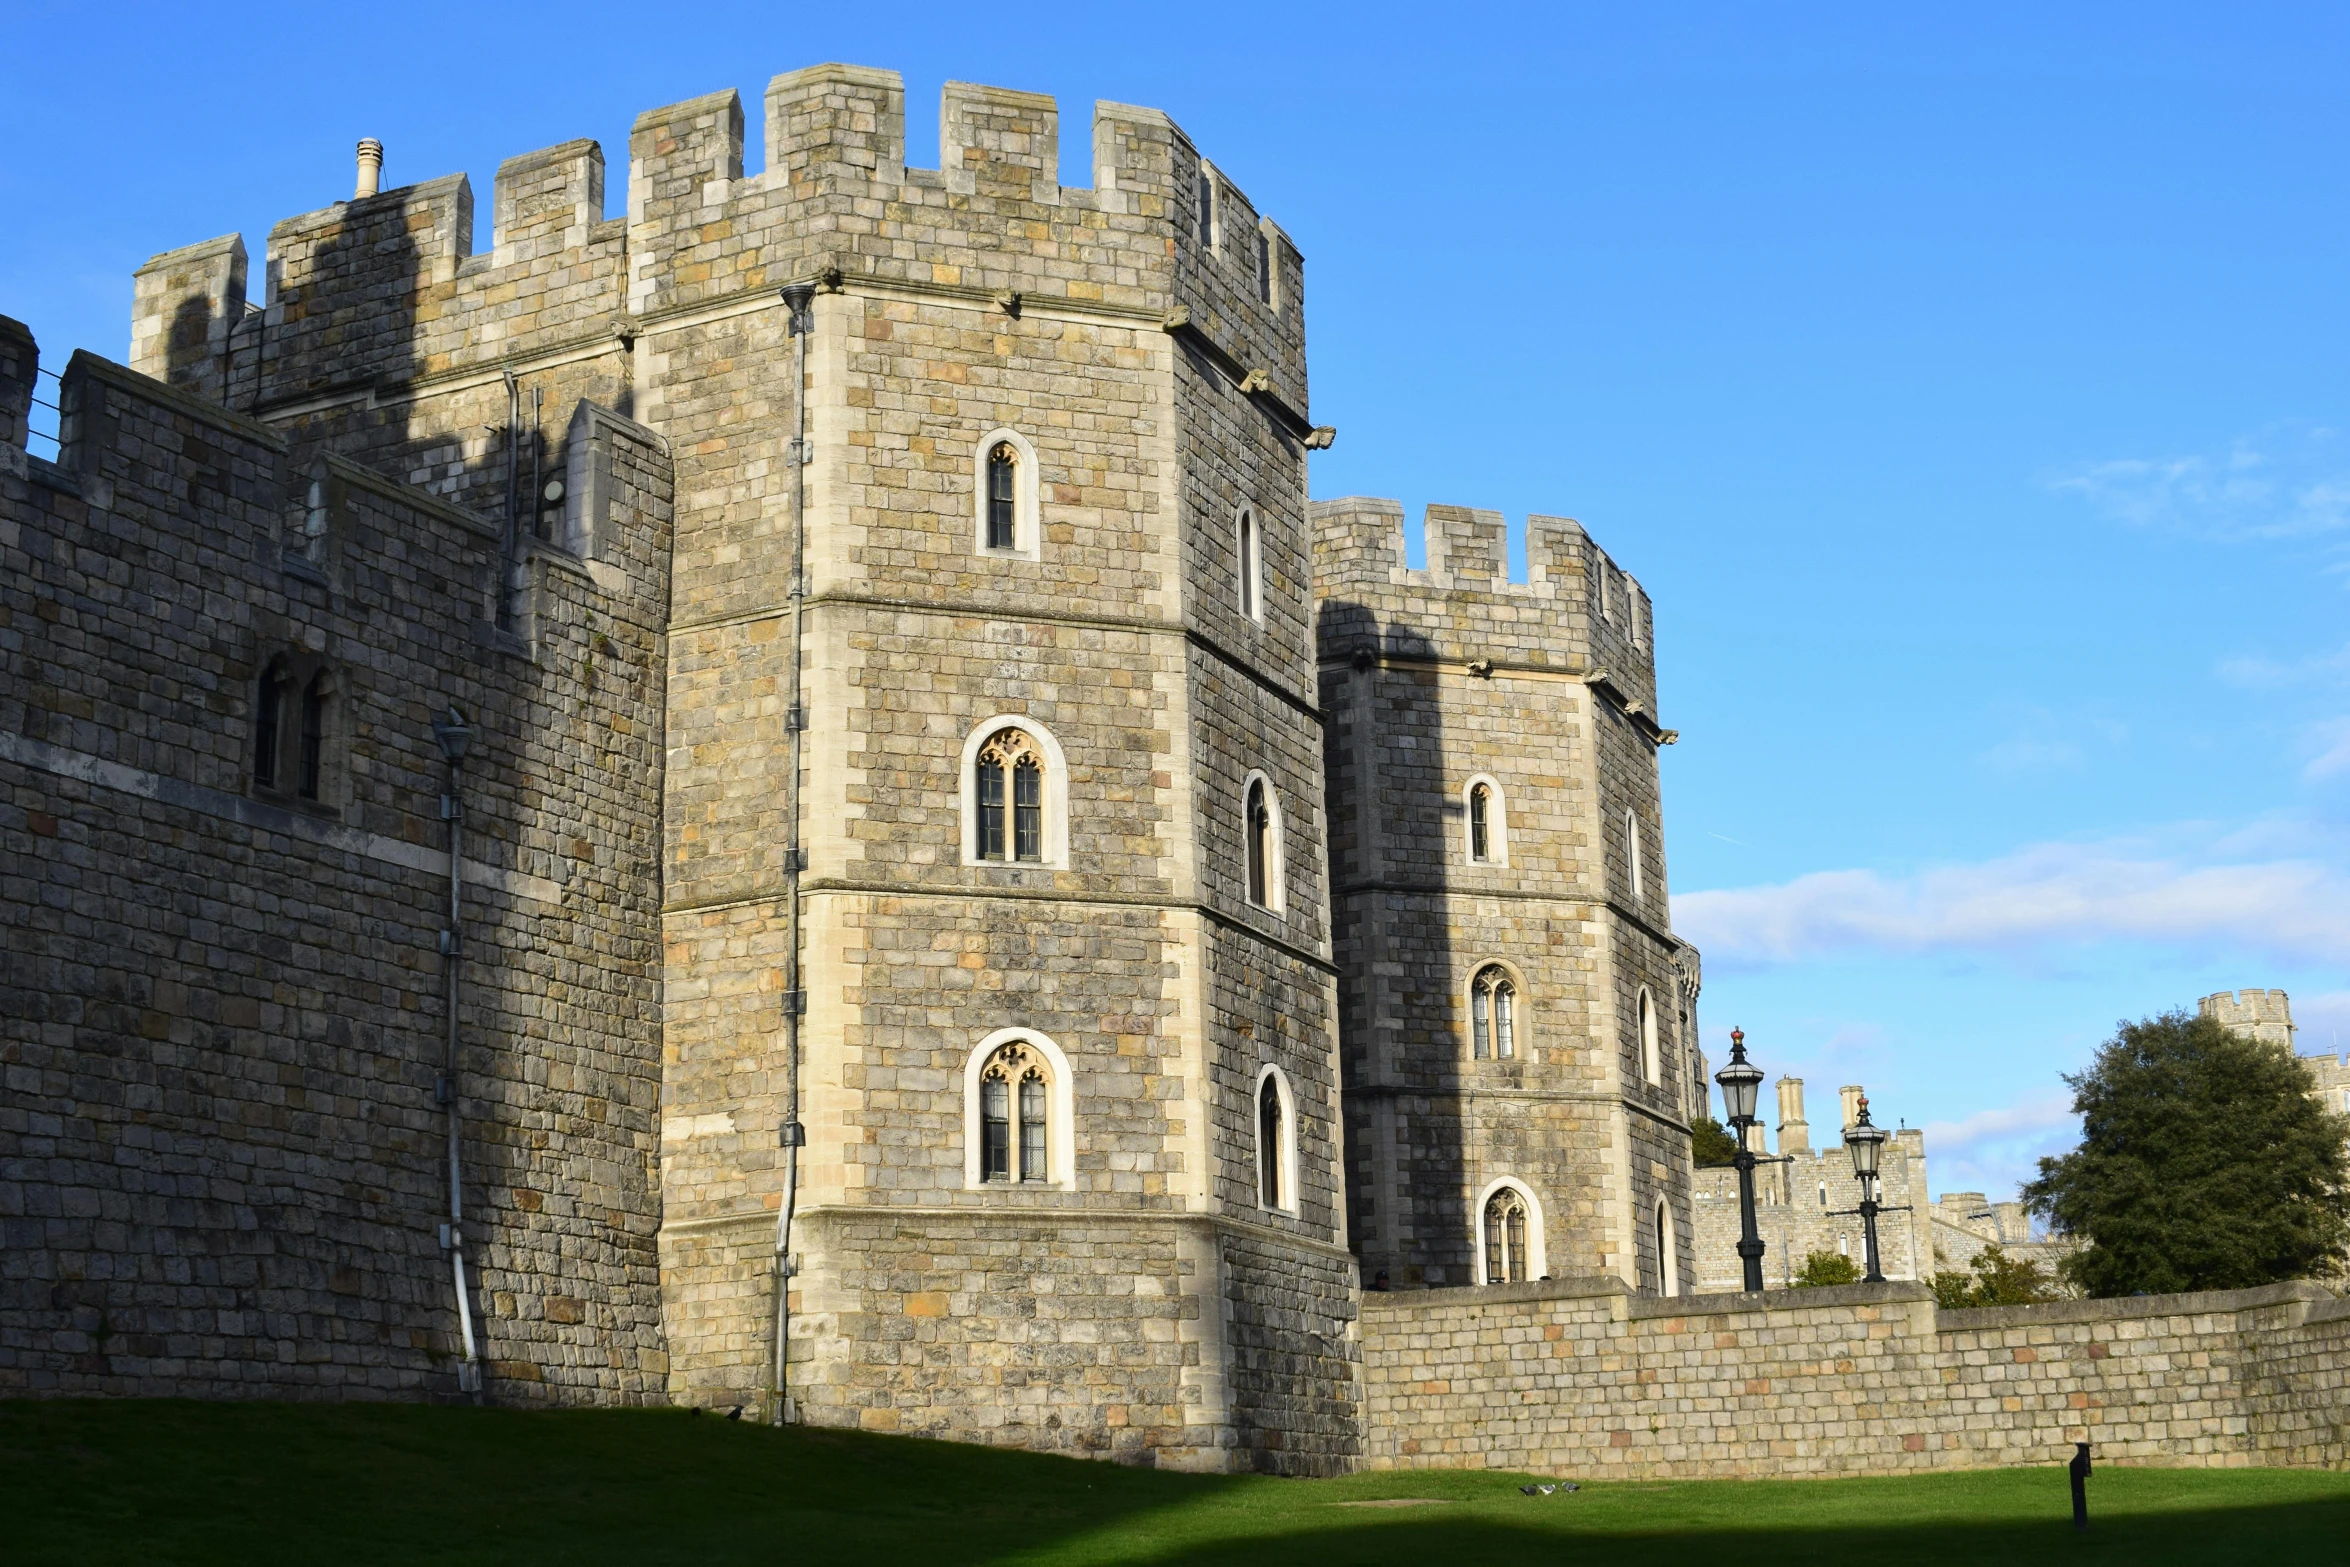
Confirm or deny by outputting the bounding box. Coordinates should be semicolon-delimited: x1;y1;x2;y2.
1674;838;2350;966
2299;718;2350;781
1922;1091;2080;1202
2049;425;2350;541
2218;641;2350;688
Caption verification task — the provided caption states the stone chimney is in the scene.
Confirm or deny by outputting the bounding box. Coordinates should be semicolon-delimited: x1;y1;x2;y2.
1775;1076;1809;1156
1838;1084;1864;1134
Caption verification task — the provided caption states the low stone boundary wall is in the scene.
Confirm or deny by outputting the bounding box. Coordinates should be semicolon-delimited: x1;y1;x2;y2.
1358;1276;2350;1477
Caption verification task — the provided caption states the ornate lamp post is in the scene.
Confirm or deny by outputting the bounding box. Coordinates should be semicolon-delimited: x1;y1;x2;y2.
1714;1027;1768;1292
1838;1095;1908;1285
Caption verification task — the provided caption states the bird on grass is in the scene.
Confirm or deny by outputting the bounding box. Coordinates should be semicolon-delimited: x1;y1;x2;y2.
727;1405;744;1421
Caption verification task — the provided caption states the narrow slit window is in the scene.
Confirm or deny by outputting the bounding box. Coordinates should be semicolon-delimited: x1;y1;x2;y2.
1258;1076;1283;1209
982;1075;1011;1182
1256;229;1272;305
253;667;283;789
298;673;325;801
1245;778;1273;907
977;751;1007;860
1469;784;1491;863
1013;756;1042;861
1638;989;1660;1086
985;443;1018;550
1237;508;1259;620
1625;810;1644;901
1198;169;1216;249
1018;1072;1047;1183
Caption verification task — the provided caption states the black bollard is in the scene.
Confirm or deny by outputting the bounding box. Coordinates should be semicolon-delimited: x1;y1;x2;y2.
2069;1442;2092;1532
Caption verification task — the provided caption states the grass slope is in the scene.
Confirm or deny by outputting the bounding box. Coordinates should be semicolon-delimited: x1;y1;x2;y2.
7;1400;2347;1566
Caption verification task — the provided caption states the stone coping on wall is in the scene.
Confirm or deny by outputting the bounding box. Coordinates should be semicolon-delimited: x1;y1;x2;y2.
1359;1273;2345;1330
1358;1273;1935;1319
1937;1278;2344;1332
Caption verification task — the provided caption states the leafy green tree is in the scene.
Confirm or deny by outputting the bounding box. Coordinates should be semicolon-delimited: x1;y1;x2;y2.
2023;1010;2350;1297
1791;1250;1860;1287
1690;1115;1740;1167
1929;1244;2064;1308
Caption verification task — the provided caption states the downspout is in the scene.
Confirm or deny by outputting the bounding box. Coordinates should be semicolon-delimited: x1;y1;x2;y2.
497;370;520;631
772;280;816;1425
433;705;484;1400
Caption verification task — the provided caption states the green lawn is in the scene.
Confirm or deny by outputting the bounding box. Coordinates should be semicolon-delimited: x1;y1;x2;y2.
6;1400;2346;1565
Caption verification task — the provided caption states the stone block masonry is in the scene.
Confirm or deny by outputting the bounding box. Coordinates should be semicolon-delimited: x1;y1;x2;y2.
1360;1276;2350;1476
2;337;673;1402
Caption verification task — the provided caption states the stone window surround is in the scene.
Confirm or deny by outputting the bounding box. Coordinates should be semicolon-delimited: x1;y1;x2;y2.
251;646;341;810
1252;1062;1299;1217
1474;1176;1548;1284
1464;958;1531;1063
1654;1198;1681;1295
1240;768;1286;914
959;715;1070;870
970;426;1042;562
960;1027;1077;1192
1462;772;1507;867
1623;807;1644;902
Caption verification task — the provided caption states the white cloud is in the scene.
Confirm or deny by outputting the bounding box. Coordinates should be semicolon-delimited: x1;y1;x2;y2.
1673;839;2350;966
2049;426;2350;541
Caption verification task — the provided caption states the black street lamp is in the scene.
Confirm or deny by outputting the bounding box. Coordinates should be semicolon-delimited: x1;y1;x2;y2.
1836;1095;1909;1285
1714;1027;1768;1292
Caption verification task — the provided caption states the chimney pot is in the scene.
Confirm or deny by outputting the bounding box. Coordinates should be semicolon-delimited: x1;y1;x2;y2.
355;138;384;199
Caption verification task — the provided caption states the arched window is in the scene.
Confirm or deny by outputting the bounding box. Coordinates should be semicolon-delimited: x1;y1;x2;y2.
1470;965;1518;1061
971;428;1040;559
1242;773;1282;911
985;443;1018;551
1655;1199;1680;1295
974;729;1044;863
962;719;1067;868
1235;506;1261;621
1258;1076;1283;1208
1637;988;1661;1086
1483;1187;1529;1284
1462;775;1508;867
1254;1066;1298;1214
962;1032;1074;1189
1624;809;1644;901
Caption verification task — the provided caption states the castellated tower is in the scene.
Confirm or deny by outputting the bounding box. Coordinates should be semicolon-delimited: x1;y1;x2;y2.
1314;500;1701;1294
2199;988;2296;1048
117;65;1350;1469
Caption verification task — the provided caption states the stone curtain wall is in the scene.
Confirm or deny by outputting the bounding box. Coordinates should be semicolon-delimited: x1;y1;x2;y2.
1359;1277;2350;1476
1;340;673;1402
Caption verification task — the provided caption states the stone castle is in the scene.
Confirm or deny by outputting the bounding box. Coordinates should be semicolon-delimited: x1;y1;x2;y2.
2;64;1698;1471
14;68;2350;1481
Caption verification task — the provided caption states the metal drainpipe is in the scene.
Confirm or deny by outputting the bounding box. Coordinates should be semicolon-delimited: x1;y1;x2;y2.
772;280;816;1425
433;705;484;1400
497;370;520;631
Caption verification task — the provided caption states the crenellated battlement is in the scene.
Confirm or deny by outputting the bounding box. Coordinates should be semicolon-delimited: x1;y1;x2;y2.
1312;496;1659;714
129;63;1306;436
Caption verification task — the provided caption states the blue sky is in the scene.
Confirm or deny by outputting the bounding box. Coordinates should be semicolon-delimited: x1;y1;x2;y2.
9;3;2348;1202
